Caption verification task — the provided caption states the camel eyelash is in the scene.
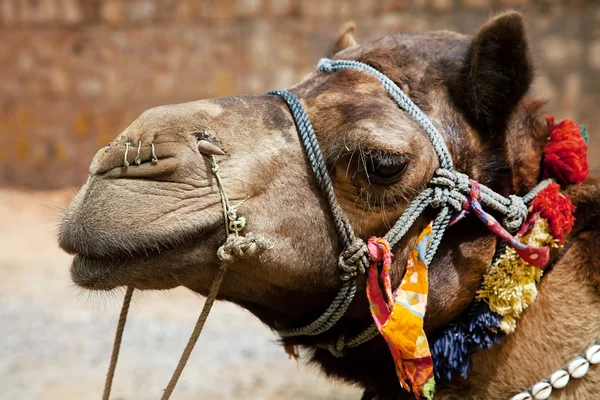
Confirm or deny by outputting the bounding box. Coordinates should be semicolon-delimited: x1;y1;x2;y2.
361;149;410;170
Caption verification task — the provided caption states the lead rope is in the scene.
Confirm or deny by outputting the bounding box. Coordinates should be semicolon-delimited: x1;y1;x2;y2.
160;265;227;400
102;285;134;400
101;154;264;399
161;154;265;399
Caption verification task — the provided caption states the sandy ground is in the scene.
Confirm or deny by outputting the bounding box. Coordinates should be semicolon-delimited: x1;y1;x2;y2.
0;189;361;400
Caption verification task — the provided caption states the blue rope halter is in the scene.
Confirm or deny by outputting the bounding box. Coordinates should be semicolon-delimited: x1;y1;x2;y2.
267;58;551;356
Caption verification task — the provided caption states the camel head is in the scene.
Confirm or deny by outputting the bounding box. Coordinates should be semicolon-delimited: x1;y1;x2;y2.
59;11;547;391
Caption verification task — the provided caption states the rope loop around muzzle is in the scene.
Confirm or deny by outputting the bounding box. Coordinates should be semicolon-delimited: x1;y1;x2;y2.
217;232;267;263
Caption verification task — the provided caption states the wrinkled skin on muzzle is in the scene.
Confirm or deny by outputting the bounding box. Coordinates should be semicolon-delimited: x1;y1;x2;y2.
59;96;344;306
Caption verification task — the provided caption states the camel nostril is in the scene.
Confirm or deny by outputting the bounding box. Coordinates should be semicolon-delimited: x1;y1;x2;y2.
90;140;166;176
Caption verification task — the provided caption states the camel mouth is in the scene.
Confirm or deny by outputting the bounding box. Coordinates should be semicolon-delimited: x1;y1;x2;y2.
69;220;223;291
70;255;128;290
70;244;181;291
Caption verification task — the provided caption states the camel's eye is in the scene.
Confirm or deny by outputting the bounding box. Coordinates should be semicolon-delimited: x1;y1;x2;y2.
364;151;408;185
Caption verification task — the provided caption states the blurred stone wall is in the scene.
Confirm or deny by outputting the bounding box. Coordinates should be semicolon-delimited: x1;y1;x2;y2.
1;0;598;188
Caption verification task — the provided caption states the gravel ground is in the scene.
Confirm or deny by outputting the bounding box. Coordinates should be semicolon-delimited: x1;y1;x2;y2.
0;189;361;400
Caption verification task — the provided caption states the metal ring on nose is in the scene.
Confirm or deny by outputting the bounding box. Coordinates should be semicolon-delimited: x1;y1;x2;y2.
123;142;130;167
135;141;142;165
151;143;158;164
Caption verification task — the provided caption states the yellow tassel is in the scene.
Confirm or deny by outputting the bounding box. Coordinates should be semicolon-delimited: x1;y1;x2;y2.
477;218;557;334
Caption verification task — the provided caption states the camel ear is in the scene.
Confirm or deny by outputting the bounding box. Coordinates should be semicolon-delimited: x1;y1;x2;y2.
452;11;533;135
328;22;357;56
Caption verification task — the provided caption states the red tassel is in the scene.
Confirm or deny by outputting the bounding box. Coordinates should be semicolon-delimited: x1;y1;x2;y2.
531;182;575;243
543;117;589;185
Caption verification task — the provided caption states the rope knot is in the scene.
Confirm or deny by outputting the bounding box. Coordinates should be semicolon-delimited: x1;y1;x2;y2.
338;239;369;281
503;194;528;232
317;58;335;73
217;232;266;263
326;334;347;358
429;169;469;210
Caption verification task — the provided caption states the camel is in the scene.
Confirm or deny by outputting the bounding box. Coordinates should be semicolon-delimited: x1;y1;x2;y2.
58;11;600;400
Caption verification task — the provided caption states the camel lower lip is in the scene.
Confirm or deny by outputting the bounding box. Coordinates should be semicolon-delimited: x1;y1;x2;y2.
68;222;223;291
70;255;124;290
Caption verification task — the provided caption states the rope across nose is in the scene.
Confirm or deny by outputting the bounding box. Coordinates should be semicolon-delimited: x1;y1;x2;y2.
217;232;266;263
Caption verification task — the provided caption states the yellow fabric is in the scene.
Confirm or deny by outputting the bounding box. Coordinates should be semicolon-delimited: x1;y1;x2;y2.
383;309;423;356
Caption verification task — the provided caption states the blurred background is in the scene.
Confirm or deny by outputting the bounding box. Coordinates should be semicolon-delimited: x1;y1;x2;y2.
1;0;598;399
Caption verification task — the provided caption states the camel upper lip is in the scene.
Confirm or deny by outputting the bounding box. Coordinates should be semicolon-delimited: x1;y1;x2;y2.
61;214;223;258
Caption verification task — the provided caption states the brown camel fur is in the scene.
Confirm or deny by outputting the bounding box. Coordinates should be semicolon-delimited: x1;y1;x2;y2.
59;12;600;399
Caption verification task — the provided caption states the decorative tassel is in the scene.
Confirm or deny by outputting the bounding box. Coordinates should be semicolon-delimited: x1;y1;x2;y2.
543;116;589;185
428;115;588;386
431;322;472;382
467;302;503;351
531;182;575;243
477;218;555;334
431;303;503;383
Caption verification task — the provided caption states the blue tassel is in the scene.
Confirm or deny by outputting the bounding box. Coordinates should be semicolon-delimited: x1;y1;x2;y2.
467;302;503;351
431;303;504;383
431;323;472;382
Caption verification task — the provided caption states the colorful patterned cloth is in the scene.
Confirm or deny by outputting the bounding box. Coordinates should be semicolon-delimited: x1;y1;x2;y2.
450;180;550;268
366;225;435;399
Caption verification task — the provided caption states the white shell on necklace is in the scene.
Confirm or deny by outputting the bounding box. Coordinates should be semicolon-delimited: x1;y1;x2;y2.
585;344;600;364
509;340;599;400
567;357;590;379
530;382;552;399
549;369;569;389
